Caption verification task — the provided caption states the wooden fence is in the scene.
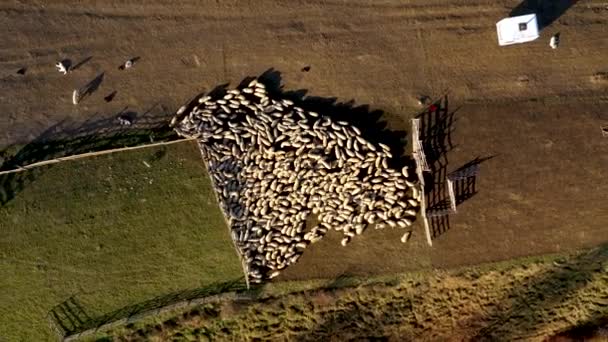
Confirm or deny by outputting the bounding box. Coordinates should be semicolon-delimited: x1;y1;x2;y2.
61;291;255;342
411;118;433;247
0;138;196;176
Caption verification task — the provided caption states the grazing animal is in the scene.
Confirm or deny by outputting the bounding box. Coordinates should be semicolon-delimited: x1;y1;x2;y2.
549;34;560;49
72;90;80;105
55;61;69;75
117;115;133;126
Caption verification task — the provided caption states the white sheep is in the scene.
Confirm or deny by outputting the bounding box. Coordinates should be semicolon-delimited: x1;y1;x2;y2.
55;61;69;75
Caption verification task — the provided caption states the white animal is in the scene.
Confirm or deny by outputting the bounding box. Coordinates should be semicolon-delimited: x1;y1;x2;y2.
117;116;132;126
549;34;560;49
72;90;79;105
55;61;68;75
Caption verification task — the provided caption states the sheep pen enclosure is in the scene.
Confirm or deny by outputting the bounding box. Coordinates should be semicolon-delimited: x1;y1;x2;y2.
172;77;425;283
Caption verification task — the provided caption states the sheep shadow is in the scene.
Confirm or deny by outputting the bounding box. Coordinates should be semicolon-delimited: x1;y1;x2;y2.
183;69;411;170
118;56;141;70
76;72;104;103
71;56;93;71
256;68;413;170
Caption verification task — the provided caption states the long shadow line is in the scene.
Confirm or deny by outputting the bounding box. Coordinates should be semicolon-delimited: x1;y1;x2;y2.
47;278;249;338
1;111;178;206
471;244;608;340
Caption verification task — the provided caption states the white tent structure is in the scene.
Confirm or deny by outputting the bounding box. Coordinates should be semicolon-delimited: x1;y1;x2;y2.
496;14;539;46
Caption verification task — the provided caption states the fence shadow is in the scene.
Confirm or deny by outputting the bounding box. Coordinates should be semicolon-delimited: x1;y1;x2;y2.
325;273;360;289
47;296;92;338
416;100;496;239
510;0;579;30
416;97;458;239
428;156;494;238
48;278;248;339
450;155;495;206
0;109;177;206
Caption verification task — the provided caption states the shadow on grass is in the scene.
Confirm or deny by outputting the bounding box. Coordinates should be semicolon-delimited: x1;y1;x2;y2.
298;246;607;341
296;305;399;342
47;296;92;338
471;244;608;341
0;111;178;206
548;315;608;341
90;247;608;341
49;278;248;339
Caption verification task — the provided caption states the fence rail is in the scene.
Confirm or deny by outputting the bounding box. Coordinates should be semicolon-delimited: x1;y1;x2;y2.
0;138;195;176
61;291;254;342
446;178;457;213
411;118;433;247
194;145;251;290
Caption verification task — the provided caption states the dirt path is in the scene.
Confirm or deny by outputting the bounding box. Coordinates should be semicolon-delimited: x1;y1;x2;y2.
1;0;607;146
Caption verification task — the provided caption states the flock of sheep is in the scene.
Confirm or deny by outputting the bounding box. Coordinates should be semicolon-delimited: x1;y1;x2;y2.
171;79;421;282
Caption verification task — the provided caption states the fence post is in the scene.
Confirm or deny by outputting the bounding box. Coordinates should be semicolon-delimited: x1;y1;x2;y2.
0;138;195;176
446;178;457;213
411;119;433;247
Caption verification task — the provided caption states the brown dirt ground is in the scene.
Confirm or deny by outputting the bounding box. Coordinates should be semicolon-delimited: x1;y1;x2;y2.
1;0;607;280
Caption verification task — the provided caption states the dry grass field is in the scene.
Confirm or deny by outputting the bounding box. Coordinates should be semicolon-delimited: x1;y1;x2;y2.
95;245;608;341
